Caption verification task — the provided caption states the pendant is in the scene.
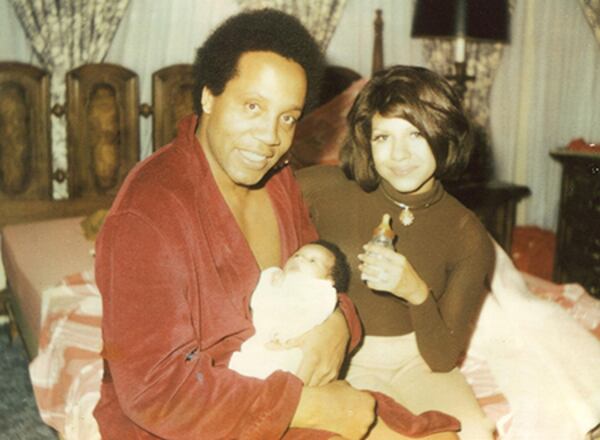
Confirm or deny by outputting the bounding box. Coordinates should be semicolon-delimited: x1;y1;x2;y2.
399;206;414;226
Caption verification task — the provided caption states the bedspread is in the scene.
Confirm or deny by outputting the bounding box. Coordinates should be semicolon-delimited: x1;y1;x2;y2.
29;271;102;440
29;267;600;440
466;244;600;439
463;270;600;438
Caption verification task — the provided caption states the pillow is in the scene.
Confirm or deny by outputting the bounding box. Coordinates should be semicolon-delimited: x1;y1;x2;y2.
80;209;109;242
290;78;367;169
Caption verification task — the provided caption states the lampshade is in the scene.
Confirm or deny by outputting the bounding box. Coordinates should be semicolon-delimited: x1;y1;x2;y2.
411;0;509;43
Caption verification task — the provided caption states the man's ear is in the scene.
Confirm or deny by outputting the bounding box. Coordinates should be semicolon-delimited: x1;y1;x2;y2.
201;86;214;114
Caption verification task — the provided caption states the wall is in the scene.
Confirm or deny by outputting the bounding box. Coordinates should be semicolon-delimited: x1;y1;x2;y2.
1;0;599;230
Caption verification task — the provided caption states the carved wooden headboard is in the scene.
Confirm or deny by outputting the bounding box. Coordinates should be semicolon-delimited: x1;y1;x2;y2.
152;64;195;149
0;63;51;202
0;9;385;228
0;61;197;228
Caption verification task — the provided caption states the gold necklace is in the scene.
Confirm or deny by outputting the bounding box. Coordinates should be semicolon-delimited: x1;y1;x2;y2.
380;184;444;226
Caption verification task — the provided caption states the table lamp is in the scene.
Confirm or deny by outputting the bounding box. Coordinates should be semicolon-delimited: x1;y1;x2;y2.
411;0;509;99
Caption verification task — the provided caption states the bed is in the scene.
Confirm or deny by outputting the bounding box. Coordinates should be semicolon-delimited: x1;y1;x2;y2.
0;59;195;357
21;253;600;439
1;9;600;440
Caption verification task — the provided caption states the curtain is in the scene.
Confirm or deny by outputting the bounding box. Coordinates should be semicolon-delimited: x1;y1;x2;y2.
236;0;347;51
421;42;505;132
579;0;600;47
105;0;240;159
326;0;423;75
9;0;130;198
416;0;514;183
491;0;600;229
0;0;32;62
421;40;506;181
4;0;600;230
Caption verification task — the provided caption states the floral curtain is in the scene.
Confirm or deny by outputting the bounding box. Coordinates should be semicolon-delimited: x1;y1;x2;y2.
420;40;506;181
421;41;505;130
579;0;600;46
419;0;516;182
235;0;347;51
9;0;130;198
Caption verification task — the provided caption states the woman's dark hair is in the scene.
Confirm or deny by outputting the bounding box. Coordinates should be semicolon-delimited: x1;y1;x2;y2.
311;239;351;293
192;8;324;116
340;65;472;191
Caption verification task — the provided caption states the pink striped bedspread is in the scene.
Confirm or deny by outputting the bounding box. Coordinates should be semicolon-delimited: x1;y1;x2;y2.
29;270;600;439
29;271;102;440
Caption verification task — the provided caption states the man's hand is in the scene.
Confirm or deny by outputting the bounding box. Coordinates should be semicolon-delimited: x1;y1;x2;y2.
275;308;350;386
291;380;376;440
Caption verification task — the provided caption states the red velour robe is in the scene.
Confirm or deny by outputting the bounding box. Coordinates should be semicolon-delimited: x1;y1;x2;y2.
94;115;362;439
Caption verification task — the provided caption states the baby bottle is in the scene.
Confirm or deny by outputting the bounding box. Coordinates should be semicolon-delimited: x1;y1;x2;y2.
370;214;395;250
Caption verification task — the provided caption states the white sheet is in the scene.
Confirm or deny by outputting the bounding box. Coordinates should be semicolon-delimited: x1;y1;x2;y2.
467;242;600;439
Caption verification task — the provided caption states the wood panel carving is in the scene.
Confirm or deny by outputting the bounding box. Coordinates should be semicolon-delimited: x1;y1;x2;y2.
551;149;600;298
152;64;195;150
0;62;51;201
66;63;139;198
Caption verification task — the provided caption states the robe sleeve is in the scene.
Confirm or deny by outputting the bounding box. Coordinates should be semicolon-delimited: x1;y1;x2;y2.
96;211;303;439
337;294;362;352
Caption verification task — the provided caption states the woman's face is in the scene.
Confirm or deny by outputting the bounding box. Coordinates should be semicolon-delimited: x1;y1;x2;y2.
370;113;436;195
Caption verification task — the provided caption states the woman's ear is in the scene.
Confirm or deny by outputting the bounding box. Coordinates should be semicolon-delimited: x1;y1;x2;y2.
201;86;214;114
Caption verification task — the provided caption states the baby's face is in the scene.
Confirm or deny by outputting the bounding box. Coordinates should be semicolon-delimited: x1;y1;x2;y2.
283;244;335;280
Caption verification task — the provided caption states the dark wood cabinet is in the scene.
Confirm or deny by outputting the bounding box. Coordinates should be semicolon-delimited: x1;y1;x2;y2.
551;148;600;298
446;180;530;252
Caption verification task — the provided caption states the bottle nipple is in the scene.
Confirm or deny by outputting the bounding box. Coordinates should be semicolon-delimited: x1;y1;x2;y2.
370;214;395;249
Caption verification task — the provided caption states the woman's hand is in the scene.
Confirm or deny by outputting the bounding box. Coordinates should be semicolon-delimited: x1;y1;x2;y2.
274;308;350;386
358;243;429;305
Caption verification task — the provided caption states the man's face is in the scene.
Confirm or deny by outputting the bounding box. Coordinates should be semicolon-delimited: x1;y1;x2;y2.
198;51;307;189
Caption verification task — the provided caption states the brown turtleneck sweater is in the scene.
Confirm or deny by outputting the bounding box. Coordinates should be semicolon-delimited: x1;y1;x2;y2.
297;165;495;372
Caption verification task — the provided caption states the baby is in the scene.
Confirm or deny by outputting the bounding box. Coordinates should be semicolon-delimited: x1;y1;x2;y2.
229;239;350;379
229;240;461;439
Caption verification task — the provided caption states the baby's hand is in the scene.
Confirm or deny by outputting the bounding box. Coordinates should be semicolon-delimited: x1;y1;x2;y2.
264;335;288;350
358;243;429;305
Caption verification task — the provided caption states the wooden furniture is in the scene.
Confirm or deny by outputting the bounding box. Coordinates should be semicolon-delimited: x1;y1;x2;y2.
66;64;140;198
446;180;531;252
0;62;144;229
0;288;18;343
152;64;195;150
0;31;381;358
551;148;600;298
0;63;51;202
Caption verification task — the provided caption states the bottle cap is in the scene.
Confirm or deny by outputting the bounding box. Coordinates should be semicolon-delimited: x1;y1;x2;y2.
372;214;394;240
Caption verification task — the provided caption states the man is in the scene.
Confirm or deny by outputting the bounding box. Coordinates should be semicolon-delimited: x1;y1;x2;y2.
94;9;375;439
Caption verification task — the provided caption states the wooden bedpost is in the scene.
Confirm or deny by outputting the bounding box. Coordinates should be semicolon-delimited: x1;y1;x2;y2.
372;9;384;75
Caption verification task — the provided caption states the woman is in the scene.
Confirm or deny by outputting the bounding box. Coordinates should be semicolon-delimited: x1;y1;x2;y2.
297;65;496;440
